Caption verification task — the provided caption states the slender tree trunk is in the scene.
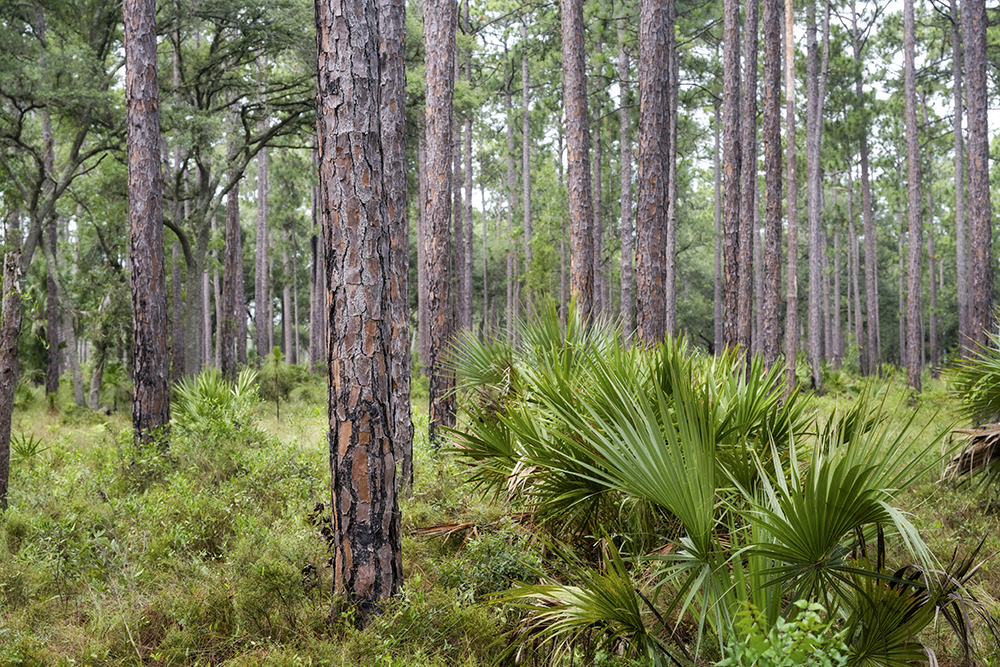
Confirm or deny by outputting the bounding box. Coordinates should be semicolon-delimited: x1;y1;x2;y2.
636;0;669;344
204;230;214;368
561;0;594;318
784;0;799;390
834;228;843;366
964;0;992;349
618;18;633;342
481;166;488;337
822;227;832;363
928;233;938;376
316;0;401;617
849;169;863;363
0;253;21;509
505;42;517;340
950;0;968;354
171;47;185;382
754;208;762;351
416;127;429;370
903;0;922;392
462;2;473;335
806;0;822;390
522;20;533;320
42;112;59;397
453;115;465;330
592;110;603;318
220;128;242;381
761;0;782;366
379;0;413;489
213;213;222;368
714;102;723;354
310;145;322;372
255;136;269;366
723;0;742;349
664;0;678;335
423;0;458;443
738;0;757;357
558;128;568;324
282;242;293;360
292;232;300;364
125;0;171;442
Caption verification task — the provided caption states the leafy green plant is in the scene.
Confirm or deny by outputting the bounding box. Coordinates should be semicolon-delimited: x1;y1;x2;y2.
716;601;848;667
172;367;259;432
260;347;293;417
10;431;49;466
947;330;1000;425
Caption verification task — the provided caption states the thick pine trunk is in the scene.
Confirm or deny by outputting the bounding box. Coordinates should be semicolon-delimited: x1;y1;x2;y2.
316;0;401;616
761;0;782;366
125;0;171;442
963;0;992;349
378;0;413;489
903;0;922;392
423;0;457;443
635;0;669;344
618;19;633;342
561;0;594;318
0;253;22;509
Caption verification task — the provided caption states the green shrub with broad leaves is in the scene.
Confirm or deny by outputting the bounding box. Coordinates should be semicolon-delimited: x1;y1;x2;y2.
171;367;259;432
716;601;848;667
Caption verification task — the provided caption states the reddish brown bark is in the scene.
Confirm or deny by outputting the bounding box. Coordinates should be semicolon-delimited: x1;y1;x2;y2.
125;0;171;443
316;0;402;616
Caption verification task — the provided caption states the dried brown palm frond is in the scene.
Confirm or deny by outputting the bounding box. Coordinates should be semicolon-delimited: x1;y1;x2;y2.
942;424;1000;481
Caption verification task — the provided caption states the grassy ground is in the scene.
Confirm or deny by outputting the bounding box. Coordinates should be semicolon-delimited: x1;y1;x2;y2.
0;368;998;666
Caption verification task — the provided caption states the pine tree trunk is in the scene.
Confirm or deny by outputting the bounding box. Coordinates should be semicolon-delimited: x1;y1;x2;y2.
636;0;669;343
761;0;782;366
898;211;906;369
722;0;742;349
283;243;293;360
558;129;567;324
220;154;241;381
125;0;171;442
561;0;594;318
806;0;822;390
618;18;633;342
664;0;678;335
41;107;59;397
928;233;938;376
316;0;401;616
903;0;922;392
416;128;429;370
849;169;863;362
0;253;22;509
463;4;473;336
378;0;413;489
522;20;533;320
423;0;457;443
505;43;517;341
592;110;603;318
714;102;723;354
784;0;799;390
453;117;465;329
292;232;300;365
738;0;757;358
951;0;967;354
963;0;992;349
834;228;843;366
822;227;832;362
255;141;269;366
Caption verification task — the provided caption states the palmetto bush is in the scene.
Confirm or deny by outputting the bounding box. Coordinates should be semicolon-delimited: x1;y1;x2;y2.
448;304;994;666
171;367;259;432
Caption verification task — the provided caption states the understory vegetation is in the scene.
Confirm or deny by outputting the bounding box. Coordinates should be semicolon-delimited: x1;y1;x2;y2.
2;324;1000;666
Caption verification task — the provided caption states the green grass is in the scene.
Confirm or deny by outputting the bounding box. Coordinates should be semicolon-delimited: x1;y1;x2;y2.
0;366;998;666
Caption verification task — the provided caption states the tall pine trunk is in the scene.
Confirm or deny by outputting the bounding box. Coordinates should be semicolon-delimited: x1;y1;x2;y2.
664;0;678;334
522;20;533;320
761;0;782;366
618;18;633;342
784;0;799;390
255;133;270;365
423;0;458;442
738;0;757;357
0;253;22;509
722;0;741;349
125;0;171;442
951;0;967;354
561;0;594;318
903;0;923;392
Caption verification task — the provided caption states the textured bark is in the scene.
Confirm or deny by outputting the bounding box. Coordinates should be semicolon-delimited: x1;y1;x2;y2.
722;0;741;349
423;0;457;443
561;0;594;318
851;0;877;375
171;48;185;383
316;0;402;616
665;0;678;335
220;157;241;380
462;3;473;335
738;0;757;357
635;0;669;344
379;0;413;489
504;43;517;341
453;117;465;330
822;228;832;362
256;140;270;366
761;0;782;366
204;229;214;368
42;110;59;397
310;145;323;372
950;0;967;355
714;102;723;354
784;0;799;391
522;20;533;320
416;129;429;370
963;0;992;350
0;253;22;510
903;0;922;392
283;242;293;359
806;0;821;389
125;0;171;442
618;19;633;342
592;110;603;318
849;170;863;363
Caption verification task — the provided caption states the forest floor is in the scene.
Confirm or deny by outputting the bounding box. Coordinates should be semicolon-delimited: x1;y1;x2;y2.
0;369;998;666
